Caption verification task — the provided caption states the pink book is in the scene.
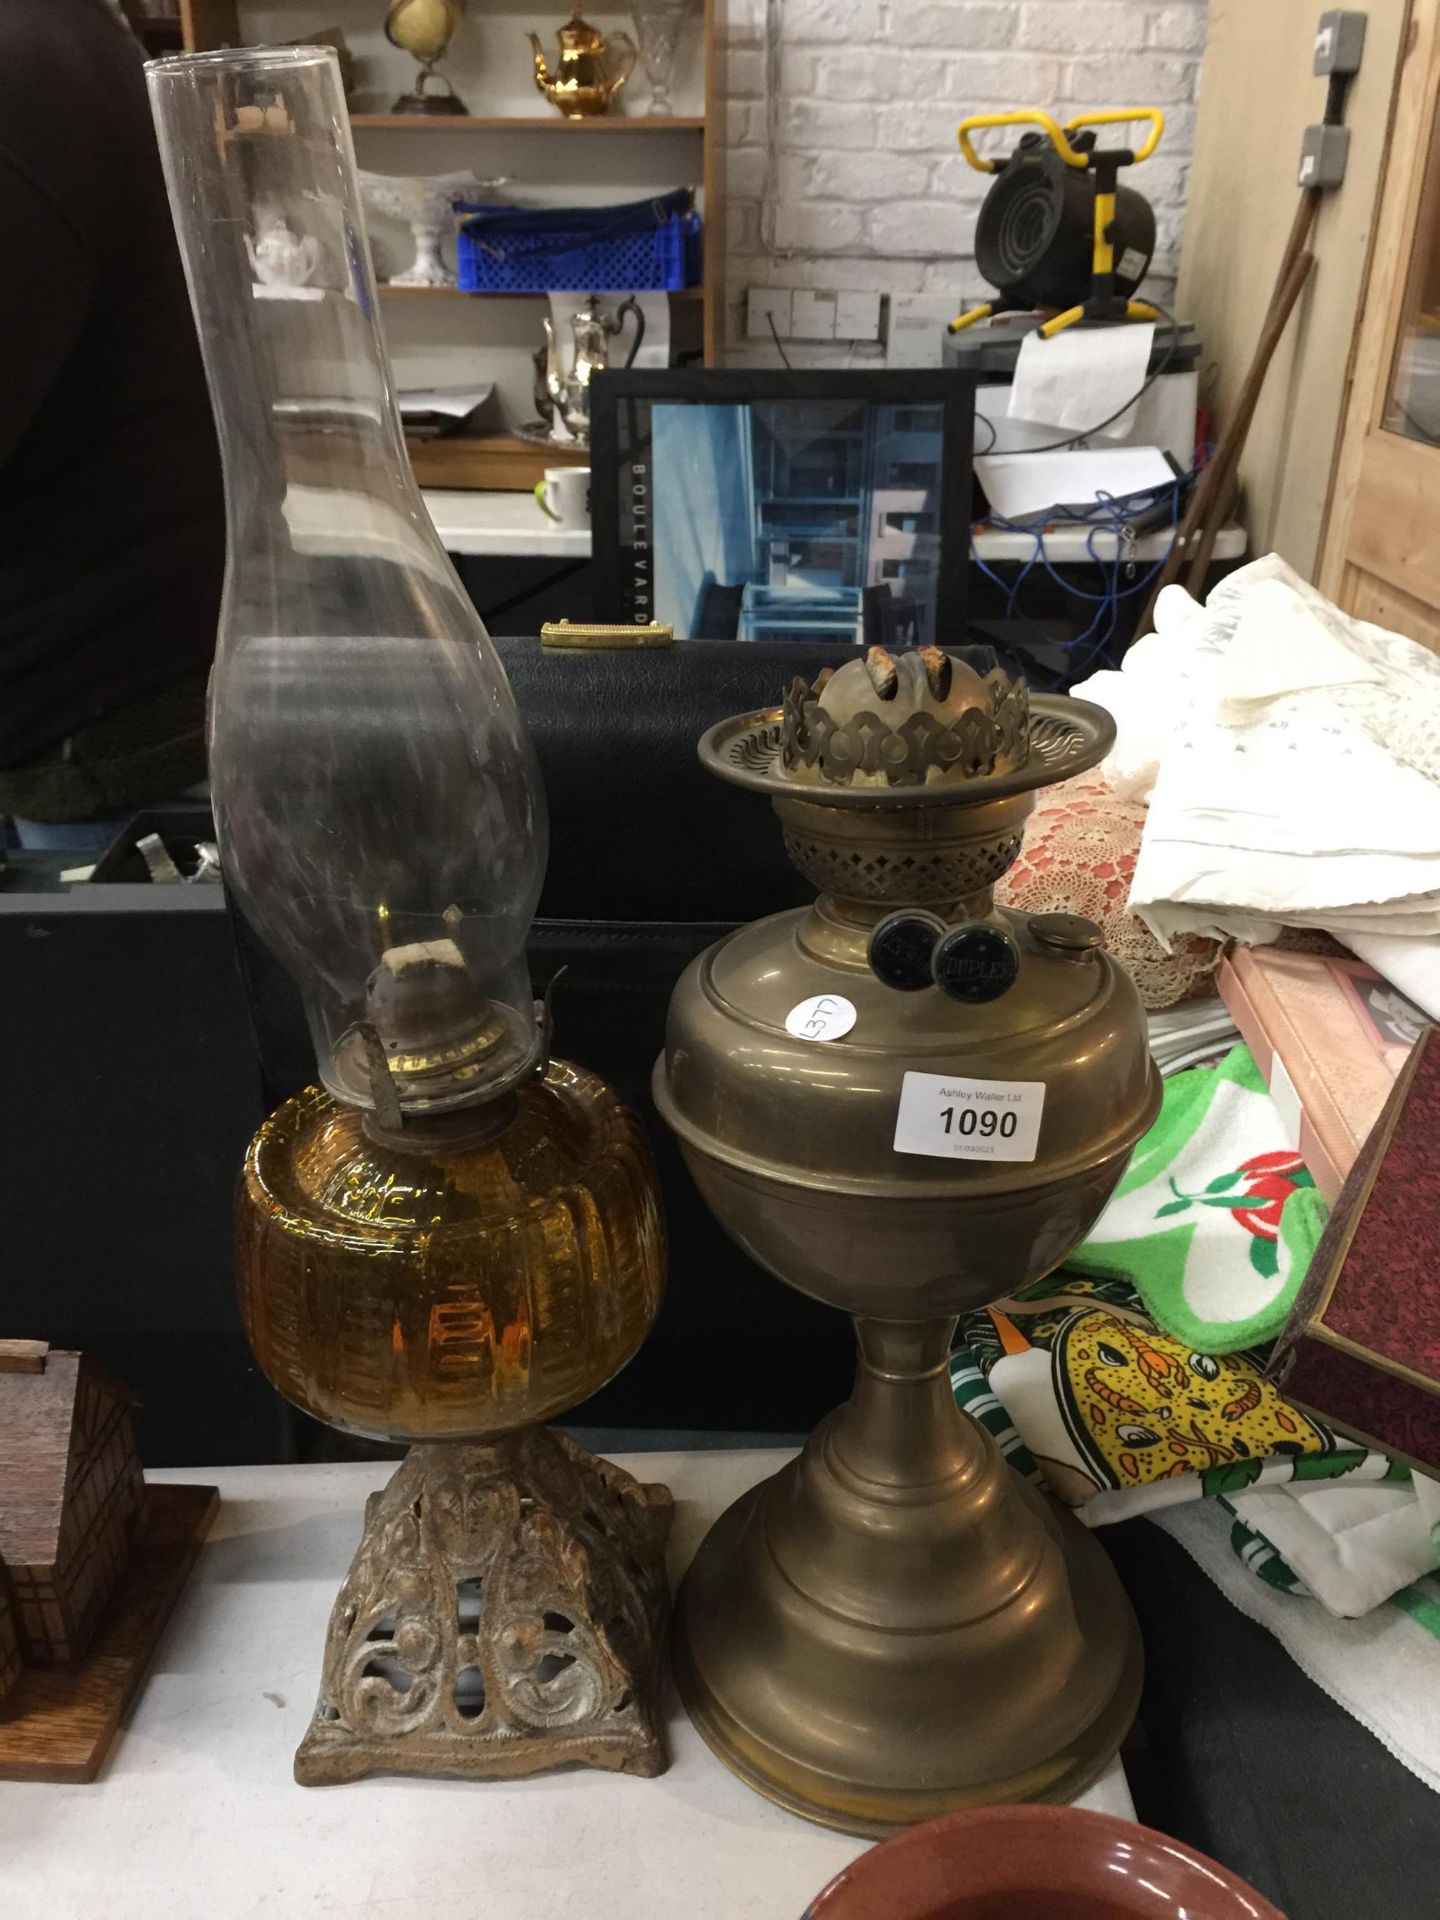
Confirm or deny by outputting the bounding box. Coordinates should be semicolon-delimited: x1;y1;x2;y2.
1217;947;1426;1203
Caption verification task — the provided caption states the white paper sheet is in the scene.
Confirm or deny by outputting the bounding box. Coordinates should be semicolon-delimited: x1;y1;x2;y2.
976;444;1176;523
1008;321;1156;438
397;383;495;421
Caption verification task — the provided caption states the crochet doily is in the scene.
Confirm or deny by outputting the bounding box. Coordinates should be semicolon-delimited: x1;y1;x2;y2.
998;771;1220;1010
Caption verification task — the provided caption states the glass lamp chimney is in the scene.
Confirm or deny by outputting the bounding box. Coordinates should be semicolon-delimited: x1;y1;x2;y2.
146;48;546;1115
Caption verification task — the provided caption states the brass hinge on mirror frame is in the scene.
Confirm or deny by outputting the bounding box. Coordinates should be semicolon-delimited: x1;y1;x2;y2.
540;621;675;650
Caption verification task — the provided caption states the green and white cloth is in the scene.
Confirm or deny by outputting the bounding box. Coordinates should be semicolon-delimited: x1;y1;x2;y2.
948;1046;1439;1624
950;1269;1438;1618
950;1272;1390;1528
1223;1469;1440;1617
1070;1044;1330;1353
1156;1498;1440;1794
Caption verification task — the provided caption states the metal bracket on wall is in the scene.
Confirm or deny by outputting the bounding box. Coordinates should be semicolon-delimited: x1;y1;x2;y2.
1313;9;1367;75
1300;122;1352;188
1301;9;1366;185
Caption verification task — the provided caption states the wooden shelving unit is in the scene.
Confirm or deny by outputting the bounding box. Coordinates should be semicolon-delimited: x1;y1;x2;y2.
350;113;707;133
378;283;705;300
179;0;726;373
406;432;589;490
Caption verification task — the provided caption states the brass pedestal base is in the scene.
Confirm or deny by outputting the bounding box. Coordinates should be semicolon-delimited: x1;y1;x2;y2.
672;1319;1141;1837
296;1429;673;1786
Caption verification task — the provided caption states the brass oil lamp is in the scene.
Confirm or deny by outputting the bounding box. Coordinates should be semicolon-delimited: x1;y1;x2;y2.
653;647;1161;1834
148;47;669;1786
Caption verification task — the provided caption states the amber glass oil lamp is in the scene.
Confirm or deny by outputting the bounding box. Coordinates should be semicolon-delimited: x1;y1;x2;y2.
148;46;669;1786
654;647;1161;1834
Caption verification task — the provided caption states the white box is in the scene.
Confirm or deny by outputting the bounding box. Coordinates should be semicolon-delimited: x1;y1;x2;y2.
791;290;838;340
886;294;967;367
976;367;1199;469
746;287;792;340
835;290;882;342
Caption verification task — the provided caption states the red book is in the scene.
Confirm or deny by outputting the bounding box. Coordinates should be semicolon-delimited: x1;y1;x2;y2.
1217;947;1424;1203
1270;1028;1440;1474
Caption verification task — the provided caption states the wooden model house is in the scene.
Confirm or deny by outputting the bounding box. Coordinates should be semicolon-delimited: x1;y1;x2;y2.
0;1343;143;1667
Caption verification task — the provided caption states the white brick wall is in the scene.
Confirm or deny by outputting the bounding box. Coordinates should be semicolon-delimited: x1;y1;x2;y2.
721;0;1208;363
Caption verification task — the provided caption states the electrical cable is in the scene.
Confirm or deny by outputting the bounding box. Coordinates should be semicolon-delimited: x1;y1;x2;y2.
972;305;1181;457
1002;528;1042;624
968;457;1192;688
759;292;1185;673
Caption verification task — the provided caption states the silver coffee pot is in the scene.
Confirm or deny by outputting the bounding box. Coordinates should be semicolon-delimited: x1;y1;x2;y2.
538;294;646;443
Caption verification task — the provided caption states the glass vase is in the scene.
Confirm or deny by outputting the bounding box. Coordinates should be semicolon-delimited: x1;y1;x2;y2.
632;0;691;116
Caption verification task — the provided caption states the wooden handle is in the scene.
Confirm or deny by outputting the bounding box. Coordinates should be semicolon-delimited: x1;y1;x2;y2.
0;1339;49;1374
1183;247;1316;595
1129;191;1321;644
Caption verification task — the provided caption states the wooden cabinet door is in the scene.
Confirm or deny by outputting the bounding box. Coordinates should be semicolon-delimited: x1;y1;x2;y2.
1322;0;1440;649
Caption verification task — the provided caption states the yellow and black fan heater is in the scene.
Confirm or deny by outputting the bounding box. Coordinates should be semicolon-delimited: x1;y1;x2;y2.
950;108;1165;339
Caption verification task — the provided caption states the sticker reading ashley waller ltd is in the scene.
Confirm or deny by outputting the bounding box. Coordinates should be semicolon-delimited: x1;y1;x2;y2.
892;1071;1045;1163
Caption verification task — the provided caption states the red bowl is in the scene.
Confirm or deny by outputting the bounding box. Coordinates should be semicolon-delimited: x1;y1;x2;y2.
804;1805;1284;1920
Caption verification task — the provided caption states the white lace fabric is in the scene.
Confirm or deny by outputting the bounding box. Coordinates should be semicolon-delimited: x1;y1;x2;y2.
1071;554;1440;1020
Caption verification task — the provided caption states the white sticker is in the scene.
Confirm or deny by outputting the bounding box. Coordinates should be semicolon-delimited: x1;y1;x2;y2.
784;993;858;1043
1117;246;1149;284
892;1071;1045;1163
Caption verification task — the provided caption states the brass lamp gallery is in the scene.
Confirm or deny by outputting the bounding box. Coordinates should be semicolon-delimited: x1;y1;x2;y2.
147;47;668;1786
654;647;1161;1835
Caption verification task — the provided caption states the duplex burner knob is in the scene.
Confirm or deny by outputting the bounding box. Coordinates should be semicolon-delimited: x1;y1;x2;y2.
867;911;947;993
931;924;1020;1003
868;912;1021;1003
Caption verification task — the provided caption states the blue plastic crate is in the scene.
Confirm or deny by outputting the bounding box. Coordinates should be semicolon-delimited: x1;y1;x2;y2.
457;191;701;294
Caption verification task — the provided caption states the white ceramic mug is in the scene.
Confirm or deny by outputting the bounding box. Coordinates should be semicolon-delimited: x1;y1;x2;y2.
534;466;591;528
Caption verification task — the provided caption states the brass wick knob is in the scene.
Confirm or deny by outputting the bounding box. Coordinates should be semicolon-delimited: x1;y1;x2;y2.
868;911;1021;1003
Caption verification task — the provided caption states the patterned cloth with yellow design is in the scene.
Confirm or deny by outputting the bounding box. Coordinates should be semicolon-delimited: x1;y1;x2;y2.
951;1272;1404;1530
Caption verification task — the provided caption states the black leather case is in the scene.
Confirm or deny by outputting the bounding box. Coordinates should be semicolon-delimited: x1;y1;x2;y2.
506;639;850;1435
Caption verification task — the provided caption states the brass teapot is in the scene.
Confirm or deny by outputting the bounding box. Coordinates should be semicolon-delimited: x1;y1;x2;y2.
528;7;636;117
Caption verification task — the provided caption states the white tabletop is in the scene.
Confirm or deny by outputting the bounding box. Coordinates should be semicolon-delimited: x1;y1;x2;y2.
423;487;591;558
420;486;1245;567
971;522;1247;563
0;1452;1133;1920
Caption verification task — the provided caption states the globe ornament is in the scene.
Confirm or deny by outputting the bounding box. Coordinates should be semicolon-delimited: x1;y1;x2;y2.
385;0;469;115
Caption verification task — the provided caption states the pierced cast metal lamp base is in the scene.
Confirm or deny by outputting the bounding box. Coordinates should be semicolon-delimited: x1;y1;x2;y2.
671;1319;1142;1837
295;1428;672;1786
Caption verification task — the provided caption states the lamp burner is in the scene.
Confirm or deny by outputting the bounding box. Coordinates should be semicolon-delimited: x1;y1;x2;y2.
781;646;1029;789
706;661;1111;808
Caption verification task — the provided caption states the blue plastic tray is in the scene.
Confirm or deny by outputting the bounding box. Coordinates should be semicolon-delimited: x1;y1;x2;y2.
457;190;701;293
